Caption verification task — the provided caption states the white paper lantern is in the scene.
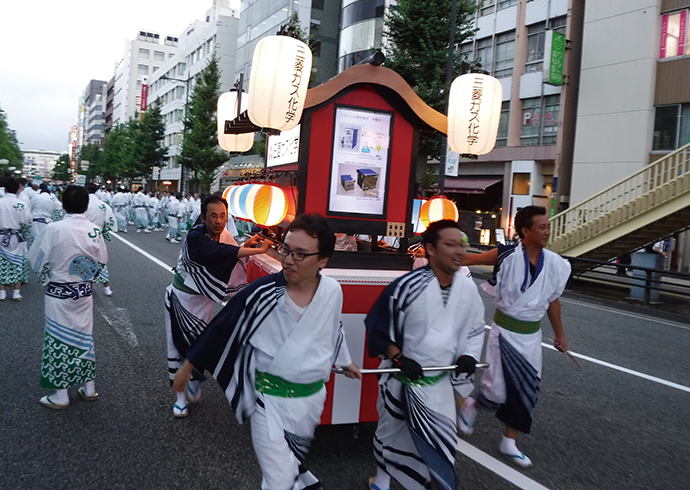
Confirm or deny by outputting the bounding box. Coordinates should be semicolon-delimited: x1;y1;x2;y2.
217;91;254;152
247;35;313;132
448;73;503;156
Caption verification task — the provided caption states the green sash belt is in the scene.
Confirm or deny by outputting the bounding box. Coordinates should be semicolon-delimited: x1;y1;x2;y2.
394;371;447;387
172;272;199;295
493;309;541;334
255;371;324;398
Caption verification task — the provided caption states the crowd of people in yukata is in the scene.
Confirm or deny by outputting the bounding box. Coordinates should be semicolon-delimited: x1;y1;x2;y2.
2;174;574;490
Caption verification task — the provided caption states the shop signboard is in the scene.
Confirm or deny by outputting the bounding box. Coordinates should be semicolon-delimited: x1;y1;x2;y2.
543;30;566;86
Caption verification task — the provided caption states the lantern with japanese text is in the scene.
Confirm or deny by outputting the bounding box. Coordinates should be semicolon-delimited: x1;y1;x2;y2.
447;73;503;156
218;91;254;152
249;184;289;227
247;35;312;132
419;196;459;229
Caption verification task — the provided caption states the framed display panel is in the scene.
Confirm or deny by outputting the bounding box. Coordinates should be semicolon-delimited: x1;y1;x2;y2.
326;105;394;219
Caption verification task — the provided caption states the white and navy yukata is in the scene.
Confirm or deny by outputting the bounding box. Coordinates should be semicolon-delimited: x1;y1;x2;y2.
365;265;486;490
476;243;571;433
187;272;353;490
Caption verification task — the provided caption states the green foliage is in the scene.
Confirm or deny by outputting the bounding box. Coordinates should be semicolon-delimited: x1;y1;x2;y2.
100;121;140;181
138;102;168;177
383;0;477;159
178;54;228;193
0;107;23;171
51;154;71;182
79;143;102;180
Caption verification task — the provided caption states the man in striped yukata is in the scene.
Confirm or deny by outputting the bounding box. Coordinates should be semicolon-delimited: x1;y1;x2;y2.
165;194;271;418
366;220;486;490
173;214;361;490
459;205;571;469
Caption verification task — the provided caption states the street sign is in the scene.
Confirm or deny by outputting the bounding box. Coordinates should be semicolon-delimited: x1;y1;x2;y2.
543;30;566;86
76;174;86;186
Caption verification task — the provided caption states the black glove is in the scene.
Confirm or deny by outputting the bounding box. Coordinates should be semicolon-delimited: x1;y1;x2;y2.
454;355;477;376
393;355;424;381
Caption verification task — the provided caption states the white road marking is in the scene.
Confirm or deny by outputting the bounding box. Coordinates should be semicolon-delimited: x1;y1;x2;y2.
560;297;690;331
98;298;139;349
457;439;551;490
111;233;174;273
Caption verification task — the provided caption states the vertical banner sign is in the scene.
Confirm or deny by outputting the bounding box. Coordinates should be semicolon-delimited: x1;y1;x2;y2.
543;30;566;86
661;14;669;58
445;148;459;177
141;76;148;112
680;10;687;56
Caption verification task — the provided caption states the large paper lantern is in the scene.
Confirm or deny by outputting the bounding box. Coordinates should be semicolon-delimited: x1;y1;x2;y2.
218;91;254;152
250;184;288;227
447;73;503;156
419;196;459;229
412;198;428;234
247;35;312;132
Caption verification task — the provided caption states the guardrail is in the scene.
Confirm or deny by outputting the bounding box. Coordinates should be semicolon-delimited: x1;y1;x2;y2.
549;142;690;252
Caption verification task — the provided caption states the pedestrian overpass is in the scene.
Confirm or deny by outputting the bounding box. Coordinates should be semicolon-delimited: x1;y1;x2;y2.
548;142;690;262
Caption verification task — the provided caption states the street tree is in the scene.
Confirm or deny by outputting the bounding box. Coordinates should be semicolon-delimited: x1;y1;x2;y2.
79;143;103;180
383;0;477;161
178;54;228;193
101;121;140;182
51;154;71;182
0;106;23;171
138;102;168;179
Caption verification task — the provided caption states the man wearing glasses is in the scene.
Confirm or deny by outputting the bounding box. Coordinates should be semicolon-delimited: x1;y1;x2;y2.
165;195;271;418
366;219;486;490
174;214;361;489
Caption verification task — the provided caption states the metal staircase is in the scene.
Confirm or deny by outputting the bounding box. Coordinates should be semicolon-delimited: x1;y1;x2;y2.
549;143;690;261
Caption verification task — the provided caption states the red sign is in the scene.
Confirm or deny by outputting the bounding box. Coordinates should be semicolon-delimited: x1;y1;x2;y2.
141;83;148;112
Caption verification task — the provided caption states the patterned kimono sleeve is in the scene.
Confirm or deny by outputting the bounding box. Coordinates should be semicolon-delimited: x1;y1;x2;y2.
103;203;116;240
365;282;398;358
27;226;52;286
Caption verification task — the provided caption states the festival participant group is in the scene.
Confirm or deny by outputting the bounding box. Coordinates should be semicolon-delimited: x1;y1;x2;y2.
0;176;571;490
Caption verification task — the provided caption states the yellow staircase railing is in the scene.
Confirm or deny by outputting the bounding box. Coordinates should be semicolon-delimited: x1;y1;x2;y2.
549;142;690;257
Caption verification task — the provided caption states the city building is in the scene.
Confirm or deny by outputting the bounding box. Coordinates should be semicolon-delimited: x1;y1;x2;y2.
148;0;240;192
112;30;180;128
82;80;108;148
338;0;397;72
105;76;115;134
22;150;61;179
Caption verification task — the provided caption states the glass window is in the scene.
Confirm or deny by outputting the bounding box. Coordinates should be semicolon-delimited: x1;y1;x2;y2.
551;16;567;35
153;66;159;72
653;105;680;151
542;95;560;145
526;22;546;72
498;0;518;10
139;48;150;59
178;62;187;75
137;64;149;75
496;101;510;147
660;11;687;59
154;51;165;61
521;97;541;146
494;31;515;78
512;173;531;195
479;0;496;16
476;37;493;72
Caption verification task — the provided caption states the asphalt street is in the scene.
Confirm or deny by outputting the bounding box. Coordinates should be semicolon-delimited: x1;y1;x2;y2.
1;226;689;489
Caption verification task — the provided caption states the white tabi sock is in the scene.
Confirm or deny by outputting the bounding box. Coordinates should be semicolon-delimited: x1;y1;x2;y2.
83;380;96;397
0;290;6;300
176;390;187;407
374;469;391;490
104;286;112;296
51;389;69;405
12;289;21;299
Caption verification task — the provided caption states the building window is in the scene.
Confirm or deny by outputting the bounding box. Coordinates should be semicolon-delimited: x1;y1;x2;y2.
479;0;496;16
498;0;518;10
496;101;510;147
660;10;688;59
476;37;493;72
139;48;150;59
153;66;159;72
154;51;165;61
512;173;531;195
542;95;560;145
521;98;541;146
525;22;546;72
494;31;515;78
178;62;187;75
653;105;681;151
137;64;149;75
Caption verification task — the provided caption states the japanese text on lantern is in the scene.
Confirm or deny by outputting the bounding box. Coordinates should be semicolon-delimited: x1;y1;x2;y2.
467;77;483;145
286;46;307;123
